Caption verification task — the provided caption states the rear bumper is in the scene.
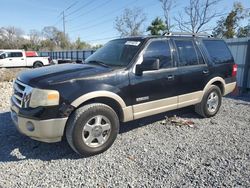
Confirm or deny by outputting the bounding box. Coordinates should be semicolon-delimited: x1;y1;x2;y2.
224;82;236;96
11;105;68;143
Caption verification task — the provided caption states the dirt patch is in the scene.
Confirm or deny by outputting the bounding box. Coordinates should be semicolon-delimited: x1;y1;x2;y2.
0;68;29;82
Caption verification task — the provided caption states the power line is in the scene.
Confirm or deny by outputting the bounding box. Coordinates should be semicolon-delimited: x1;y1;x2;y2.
66;0;96;17
65;1;78;11
77;28;117;39
67;0;112;22
68;0;142;32
55;1;78;35
69;1;157;33
69;0;138;30
85;36;120;43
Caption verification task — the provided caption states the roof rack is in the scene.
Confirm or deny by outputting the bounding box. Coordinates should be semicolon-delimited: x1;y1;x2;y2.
162;32;213;38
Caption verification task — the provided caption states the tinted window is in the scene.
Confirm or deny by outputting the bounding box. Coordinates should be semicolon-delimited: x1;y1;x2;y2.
86;39;143;67
10;52;23;57
203;40;233;64
196;44;205;64
174;40;199;66
143;40;172;68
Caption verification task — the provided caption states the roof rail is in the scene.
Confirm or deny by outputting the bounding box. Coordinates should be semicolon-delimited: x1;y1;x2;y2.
162;32;213;38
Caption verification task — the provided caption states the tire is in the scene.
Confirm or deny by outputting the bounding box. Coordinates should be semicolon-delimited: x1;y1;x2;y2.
33;61;43;68
195;85;222;118
66;103;119;156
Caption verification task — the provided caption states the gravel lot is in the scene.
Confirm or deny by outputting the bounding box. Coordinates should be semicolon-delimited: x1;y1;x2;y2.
0;82;249;187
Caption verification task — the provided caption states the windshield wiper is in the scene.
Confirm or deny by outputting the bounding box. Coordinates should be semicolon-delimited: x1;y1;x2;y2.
87;60;110;68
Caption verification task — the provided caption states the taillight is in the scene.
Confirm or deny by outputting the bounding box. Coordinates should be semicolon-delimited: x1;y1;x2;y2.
48;57;52;63
232;64;237;77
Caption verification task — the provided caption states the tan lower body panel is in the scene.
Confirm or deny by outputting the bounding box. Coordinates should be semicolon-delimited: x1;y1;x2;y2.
178;91;203;108
133;96;178;119
11;108;67;143
224;82;236;96
122;106;134;122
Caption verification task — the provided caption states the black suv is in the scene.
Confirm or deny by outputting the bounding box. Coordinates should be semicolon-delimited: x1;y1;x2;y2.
11;33;237;156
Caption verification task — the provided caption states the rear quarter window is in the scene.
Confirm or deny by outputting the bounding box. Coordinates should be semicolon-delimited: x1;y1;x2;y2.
203;40;233;64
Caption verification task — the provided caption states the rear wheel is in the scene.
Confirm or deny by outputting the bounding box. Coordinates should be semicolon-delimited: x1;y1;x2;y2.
33;61;43;68
66;103;119;156
195;85;222;118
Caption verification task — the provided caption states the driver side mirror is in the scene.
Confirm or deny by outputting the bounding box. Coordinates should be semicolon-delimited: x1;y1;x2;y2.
135;58;160;76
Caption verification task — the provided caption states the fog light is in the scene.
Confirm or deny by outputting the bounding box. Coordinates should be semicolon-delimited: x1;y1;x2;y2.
26;121;35;132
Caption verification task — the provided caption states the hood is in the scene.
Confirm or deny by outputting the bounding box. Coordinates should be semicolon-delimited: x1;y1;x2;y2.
17;63;112;88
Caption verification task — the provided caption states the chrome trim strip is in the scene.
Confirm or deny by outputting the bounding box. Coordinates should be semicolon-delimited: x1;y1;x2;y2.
14;83;23;93
14;94;22;101
15;79;28;87
12;96;22;108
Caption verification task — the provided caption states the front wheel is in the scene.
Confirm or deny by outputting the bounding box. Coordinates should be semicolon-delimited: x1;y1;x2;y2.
195;85;222;118
66;103;119;156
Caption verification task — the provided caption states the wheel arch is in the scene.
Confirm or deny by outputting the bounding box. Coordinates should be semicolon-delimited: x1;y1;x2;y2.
70;91;133;122
203;77;226;96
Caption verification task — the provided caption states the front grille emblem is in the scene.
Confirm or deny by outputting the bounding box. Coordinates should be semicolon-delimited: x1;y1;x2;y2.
23;93;31;103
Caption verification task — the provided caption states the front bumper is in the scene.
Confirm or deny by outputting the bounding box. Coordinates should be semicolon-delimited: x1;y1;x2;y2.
11;104;68;143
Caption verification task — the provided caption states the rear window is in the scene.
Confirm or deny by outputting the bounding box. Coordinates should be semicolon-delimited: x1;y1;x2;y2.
203;40;233;64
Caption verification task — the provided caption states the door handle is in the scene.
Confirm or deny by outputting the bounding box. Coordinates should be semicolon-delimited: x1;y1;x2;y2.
21;58;24;60
9;59;12;61
203;70;209;74
167;75;175;80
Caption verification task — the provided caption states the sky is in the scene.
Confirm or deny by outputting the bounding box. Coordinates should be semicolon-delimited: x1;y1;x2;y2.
0;0;249;45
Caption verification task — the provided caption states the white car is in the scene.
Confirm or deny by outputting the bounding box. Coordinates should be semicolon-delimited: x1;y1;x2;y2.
0;50;51;68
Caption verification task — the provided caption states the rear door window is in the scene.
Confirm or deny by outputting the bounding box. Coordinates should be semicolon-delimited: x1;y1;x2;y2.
174;39;199;66
202;40;233;64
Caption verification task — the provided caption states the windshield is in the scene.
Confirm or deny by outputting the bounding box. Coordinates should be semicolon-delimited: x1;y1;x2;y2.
85;39;143;67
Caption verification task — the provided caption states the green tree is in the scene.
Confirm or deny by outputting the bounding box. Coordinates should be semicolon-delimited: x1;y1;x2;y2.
72;37;91;49
212;2;248;38
224;2;244;38
41;26;70;50
147;17;167;35
237;25;250;37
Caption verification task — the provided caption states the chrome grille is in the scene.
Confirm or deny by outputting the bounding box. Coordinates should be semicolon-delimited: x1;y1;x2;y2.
12;80;32;108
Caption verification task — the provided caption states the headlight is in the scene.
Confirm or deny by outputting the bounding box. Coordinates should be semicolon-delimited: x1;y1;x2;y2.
29;88;60;108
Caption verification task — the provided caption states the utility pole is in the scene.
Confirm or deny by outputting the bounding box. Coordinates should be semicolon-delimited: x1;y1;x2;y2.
63;11;66;36
58;1;78;37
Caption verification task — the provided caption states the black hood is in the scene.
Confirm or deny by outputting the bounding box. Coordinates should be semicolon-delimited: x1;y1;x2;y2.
17;63;112;88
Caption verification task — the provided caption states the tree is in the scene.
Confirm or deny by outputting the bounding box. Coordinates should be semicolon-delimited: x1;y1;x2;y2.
115;7;146;37
28;30;41;50
0;26;24;48
224;2;244;38
237;25;250;37
212;2;248;38
72;37;91;49
41;26;70;50
212;17;226;38
147;17;167;35
175;0;222;33
159;0;175;32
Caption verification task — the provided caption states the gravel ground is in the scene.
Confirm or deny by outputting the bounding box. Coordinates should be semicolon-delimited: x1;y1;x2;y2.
0;82;250;187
